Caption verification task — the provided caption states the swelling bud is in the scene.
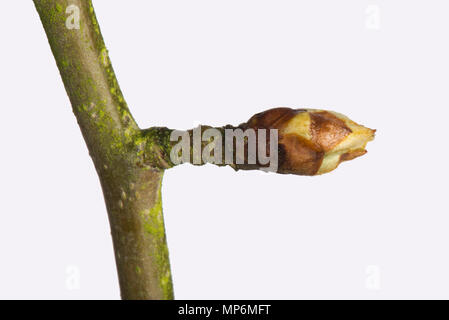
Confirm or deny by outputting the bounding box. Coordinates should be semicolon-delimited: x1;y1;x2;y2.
242;108;375;175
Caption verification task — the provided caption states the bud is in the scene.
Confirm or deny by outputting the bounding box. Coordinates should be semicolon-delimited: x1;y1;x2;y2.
242;108;375;175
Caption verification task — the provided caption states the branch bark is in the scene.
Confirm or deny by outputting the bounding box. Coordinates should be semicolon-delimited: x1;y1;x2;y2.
33;0;173;300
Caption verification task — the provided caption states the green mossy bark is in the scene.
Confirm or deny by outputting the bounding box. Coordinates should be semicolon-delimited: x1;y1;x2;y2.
34;0;173;300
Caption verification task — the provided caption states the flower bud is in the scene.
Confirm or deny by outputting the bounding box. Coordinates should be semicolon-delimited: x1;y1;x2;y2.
243;108;375;175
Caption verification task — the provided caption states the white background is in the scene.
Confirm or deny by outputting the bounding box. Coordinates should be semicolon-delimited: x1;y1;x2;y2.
0;0;448;299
